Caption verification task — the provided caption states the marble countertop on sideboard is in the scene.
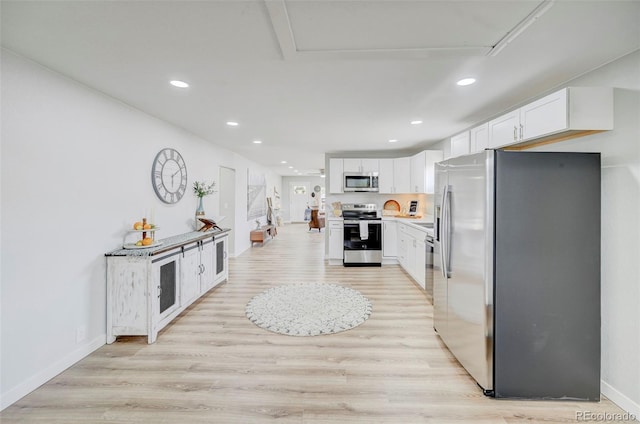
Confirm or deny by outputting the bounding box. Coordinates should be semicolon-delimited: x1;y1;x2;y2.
105;228;231;257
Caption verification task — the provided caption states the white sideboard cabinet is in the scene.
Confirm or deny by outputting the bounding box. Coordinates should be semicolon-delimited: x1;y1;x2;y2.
106;229;230;344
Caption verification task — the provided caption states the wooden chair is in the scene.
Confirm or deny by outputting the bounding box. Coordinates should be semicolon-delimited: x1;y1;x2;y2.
308;208;325;231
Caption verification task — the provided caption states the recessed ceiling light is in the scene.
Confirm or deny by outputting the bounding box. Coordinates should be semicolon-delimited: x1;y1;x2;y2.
411;120;423;125
226;121;239;126
388;139;398;143
169;80;189;88
320;174;326;178
288;166;294;169
281;160;287;164
294;169;298;173
253;140;262;144
457;78;476;86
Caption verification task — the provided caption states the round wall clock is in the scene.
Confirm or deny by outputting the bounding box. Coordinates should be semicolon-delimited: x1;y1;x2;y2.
151;148;188;204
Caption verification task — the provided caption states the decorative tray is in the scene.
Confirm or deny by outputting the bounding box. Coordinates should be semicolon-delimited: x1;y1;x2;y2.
383;200;400;211
123;241;163;250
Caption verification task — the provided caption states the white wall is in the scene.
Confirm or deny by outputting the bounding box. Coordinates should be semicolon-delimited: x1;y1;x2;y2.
0;50;280;408
528;50;640;416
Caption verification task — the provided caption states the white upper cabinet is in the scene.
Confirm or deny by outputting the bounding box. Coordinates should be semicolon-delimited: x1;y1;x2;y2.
331;153;442;194
449;131;470;158
520;88;568;140
378;159;394;193
329;158;343;194
393;157;411;193
488;109;520;148
410;150;443;194
343;158;379;173
489;87;613;149
470;123;489;153
378;157;411;194
410;152;425;193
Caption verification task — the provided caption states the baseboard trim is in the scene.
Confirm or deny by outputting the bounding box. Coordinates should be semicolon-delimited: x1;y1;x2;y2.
601;380;640;421
0;335;105;411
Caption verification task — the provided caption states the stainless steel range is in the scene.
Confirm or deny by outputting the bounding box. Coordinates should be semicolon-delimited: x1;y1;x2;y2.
342;203;382;266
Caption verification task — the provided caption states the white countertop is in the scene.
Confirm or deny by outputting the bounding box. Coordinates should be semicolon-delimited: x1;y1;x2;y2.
329;214;434;236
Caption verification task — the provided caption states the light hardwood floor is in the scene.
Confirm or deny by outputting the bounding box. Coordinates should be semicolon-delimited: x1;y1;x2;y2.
2;224;628;423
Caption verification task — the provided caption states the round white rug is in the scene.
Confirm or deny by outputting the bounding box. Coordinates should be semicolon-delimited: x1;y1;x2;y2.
245;283;372;336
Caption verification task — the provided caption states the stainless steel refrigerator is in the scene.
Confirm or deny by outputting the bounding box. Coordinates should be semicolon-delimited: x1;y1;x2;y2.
433;150;600;400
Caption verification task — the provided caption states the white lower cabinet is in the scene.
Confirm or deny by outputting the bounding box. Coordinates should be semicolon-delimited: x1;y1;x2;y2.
397;223;407;268
382;220;397;258
414;238;426;289
328;221;344;262
396;222;428;290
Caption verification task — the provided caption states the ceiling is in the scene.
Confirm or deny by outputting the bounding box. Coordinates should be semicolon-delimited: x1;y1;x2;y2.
2;0;639;176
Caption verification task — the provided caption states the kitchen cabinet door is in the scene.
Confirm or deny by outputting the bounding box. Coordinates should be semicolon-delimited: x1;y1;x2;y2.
213;235;228;286
378;159;394;194
393;157;411;193
488;109;520;148
410;151;426;193
470;123;489;153
200;239;215;293
450;131;470;158
328;222;344;260
343;158;379;173
382;220;397;258
180;244;201;306
405;236;417;280
343;159;362;172
424;150;443;194
329;158;343;193
397;227;407;268
520;88;567;141
414;238;426;289
411;151;442;194
360;159;379;173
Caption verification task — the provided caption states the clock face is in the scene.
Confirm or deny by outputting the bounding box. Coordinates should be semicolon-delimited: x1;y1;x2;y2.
151;148;187;204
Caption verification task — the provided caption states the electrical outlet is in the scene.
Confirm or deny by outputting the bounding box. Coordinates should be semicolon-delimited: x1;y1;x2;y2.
76;326;87;344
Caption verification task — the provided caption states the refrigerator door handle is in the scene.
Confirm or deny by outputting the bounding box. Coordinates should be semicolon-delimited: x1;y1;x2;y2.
439;187;448;278
444;185;452;278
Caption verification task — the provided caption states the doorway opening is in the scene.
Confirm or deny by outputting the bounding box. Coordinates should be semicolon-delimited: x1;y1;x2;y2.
289;182;310;223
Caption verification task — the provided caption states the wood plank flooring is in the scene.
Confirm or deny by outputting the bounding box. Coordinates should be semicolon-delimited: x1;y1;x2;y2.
1;224;628;423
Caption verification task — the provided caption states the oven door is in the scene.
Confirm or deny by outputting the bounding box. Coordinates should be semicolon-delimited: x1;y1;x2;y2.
343;220;382;265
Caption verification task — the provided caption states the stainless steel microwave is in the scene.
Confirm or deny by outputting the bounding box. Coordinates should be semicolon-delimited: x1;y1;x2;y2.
344;172;379;192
